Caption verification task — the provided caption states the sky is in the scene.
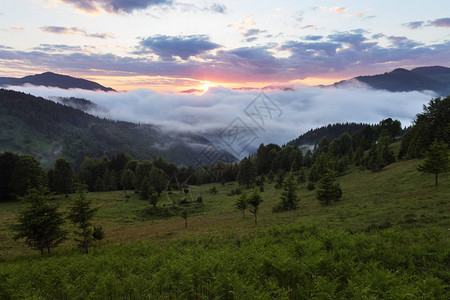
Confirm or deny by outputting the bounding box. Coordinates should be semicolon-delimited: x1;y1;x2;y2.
0;0;449;91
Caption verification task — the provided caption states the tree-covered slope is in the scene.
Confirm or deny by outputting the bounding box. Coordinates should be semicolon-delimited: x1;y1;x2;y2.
0;89;232;169
287;123;367;147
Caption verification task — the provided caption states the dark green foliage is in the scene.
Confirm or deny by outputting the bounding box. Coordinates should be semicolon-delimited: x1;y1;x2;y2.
297;169;306;186
68;185;97;254
237;157;256;188
0;151;19;201
48;158;74;194
308;153;333;182
135;161;152;191
149;191;159;207
92;226;105;240
78;157;108;191
379;118;402;141
303;149;313;167
316;171;342;206
364;136;395;172
148;167;168;197
139;177;152;200
274;172;298;212
1;224;448;299
229;187;242;196
267;170;275;183
307;182;315;191
235;192;248;219
330;132;353;157
9;155;44;200
10;187;67;254
120;169;135;190
210;186;218;194
417;140;450;186
256;143;280;174
288;122;367;148
399;96;450;158
247;189;263;225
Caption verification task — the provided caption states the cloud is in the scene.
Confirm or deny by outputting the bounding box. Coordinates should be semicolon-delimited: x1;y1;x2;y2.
430;17;450;27
6;85;433;157
295;24;316;30
304;35;322;41
206;3;226;14
245;37;258;43
1;31;449;84
331;6;347;14
10;27;25;31
33;44;83;52
40;26;114;39
403;21;425;29
58;0;172;14
138;35;220;60
243;28;266;37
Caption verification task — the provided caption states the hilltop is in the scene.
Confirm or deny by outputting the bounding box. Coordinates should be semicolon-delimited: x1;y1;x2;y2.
0;72;115;92
332;65;450;96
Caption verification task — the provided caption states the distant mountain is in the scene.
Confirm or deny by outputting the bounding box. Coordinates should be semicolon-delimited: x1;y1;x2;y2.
287;123;368;148
180;88;205;94
332;66;450;96
233;85;294;92
0;89;235;169
0;72;115;92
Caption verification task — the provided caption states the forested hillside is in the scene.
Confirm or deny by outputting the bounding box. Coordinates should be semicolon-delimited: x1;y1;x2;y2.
0;89;232;169
287;123;368;148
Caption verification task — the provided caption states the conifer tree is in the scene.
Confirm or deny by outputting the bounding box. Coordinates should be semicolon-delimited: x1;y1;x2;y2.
68;185;97;254
11;187;67;254
417;140;450;187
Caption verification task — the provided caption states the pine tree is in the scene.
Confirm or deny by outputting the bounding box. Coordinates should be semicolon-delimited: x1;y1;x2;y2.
237;157;256;188
248;189;263;225
297;169;306;186
417;140;450;187
275;172;299;211
316;171;342;206
68;185;98;254
235;192;248;219
50;158;74;194
11;187;67;254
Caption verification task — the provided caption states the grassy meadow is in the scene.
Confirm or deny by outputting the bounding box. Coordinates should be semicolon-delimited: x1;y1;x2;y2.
0;156;449;298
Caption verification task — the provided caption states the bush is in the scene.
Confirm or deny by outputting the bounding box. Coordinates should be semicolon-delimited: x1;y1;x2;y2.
210;186;218;195
307;182;315;191
92;226;105;240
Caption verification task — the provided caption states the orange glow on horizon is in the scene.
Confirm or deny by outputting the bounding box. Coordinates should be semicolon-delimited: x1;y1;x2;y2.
0;69;349;93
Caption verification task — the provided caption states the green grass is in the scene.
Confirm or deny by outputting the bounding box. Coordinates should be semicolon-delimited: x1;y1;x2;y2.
0;158;449;298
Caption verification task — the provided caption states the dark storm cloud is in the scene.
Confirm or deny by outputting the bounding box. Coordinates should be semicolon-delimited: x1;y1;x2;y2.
138;35;220;61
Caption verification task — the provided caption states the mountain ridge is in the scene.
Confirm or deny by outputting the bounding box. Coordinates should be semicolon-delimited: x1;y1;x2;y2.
331;66;450;96
0;72;115;92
